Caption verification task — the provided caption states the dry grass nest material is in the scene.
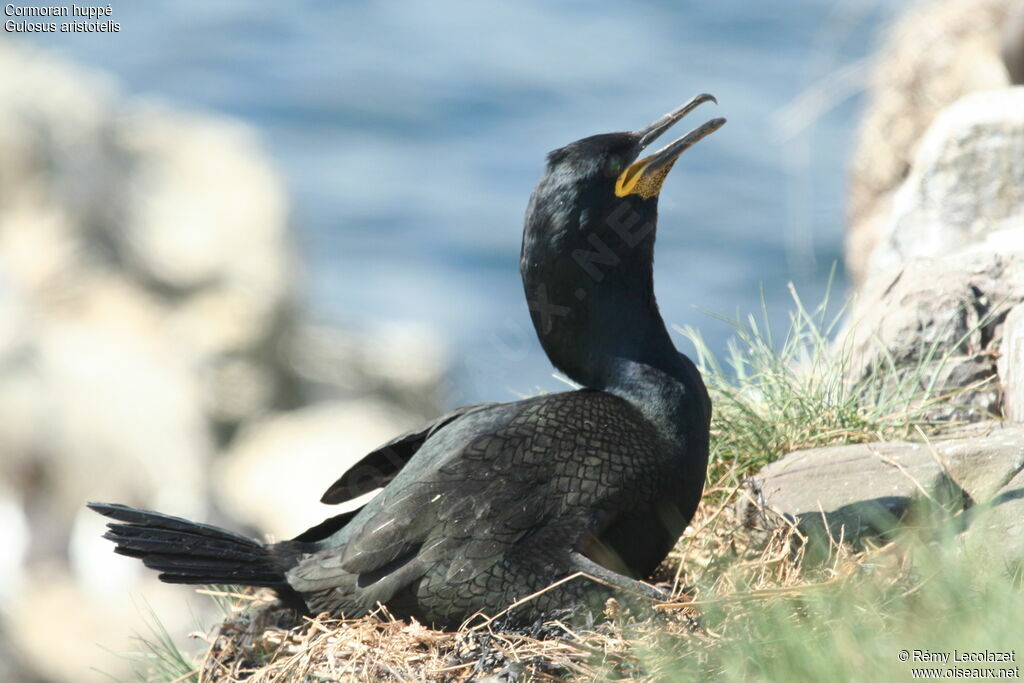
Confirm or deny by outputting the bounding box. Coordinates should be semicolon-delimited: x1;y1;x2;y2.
187;470;869;683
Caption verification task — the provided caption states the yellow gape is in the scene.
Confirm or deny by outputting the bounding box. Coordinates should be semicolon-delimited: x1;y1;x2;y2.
615;156;680;199
615;112;725;199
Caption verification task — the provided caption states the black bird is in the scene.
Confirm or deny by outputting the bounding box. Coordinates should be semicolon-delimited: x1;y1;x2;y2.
90;95;723;628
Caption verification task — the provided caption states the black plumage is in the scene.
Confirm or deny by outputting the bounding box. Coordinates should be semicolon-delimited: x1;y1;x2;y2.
90;94;724;628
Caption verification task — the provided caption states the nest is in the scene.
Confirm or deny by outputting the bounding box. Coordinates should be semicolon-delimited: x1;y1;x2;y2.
196;594;705;682
183;481;816;682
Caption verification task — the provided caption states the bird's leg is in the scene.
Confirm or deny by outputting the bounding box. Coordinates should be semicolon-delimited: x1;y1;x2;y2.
567;552;667;602
498;552;668;628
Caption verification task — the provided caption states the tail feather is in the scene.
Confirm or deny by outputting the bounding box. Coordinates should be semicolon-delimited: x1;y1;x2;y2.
88;502;295;589
103;524;268;563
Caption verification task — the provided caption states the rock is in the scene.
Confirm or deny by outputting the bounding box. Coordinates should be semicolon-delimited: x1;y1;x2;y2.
115;103;292;296
846;0;1016;282
840;235;1024;419
0;270;45;489
0;620;45;683
284;323;449;416
1003;2;1024;85
0;269;214;575
959;465;1024;570
0;40;448;442
739;426;1024;550
0;483;29;606
916;357;1002;424
844;197;893;290
36;275;213;522
740;442;954;550
844;55;1024;421
0;40;299;438
0;34;446;558
0;40;275;680
0;42;117;214
868;89;1024;276
6;563;217;683
215;401;424;539
110;106;298;426
938;423;1024;503
999;304;1024;422
0;39;301;566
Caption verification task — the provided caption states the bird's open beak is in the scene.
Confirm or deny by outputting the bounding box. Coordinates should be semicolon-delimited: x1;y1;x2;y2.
615;94;726;199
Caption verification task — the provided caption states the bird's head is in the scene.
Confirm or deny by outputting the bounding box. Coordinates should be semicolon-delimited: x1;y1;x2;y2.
544;93;724;203
524;94;724;247
522;93;725;293
520;94;725;389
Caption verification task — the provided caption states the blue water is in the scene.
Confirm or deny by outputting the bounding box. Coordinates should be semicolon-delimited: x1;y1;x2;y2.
22;0;901;404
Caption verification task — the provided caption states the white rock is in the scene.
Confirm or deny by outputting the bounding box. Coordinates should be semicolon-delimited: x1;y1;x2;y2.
869;88;1024;275
116;103;292;300
0;41;115;204
68;506;142;600
286;323;449;412
37;275;211;522
215;401;423;539
0;39;298;436
7;564;217;683
845;0;1015;283
0;485;28;605
0;39;447;680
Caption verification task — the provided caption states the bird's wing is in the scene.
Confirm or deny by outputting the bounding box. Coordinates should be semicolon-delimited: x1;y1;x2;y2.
323;399;546;576
319;402;498;505
288;391;666;611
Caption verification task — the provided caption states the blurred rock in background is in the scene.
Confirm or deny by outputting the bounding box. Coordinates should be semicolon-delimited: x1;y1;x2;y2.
845;0;1020;285
866;90;1024;276
0;39;447;681
842;0;1024;424
796;0;1024;571
216;399;427;540
1003;1;1024;85
744;1;1024;570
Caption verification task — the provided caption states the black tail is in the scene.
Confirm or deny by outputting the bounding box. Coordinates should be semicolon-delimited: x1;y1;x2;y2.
88;502;300;597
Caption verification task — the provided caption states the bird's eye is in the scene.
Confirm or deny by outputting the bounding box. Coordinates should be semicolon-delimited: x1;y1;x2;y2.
605;156;624;177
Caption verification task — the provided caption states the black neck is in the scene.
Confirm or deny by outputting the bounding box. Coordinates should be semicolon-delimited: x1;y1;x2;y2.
521;191;709;437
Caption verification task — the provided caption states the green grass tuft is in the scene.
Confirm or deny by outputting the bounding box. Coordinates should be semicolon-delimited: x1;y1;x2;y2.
107;599;199;683
647;532;1024;681
677;277;988;494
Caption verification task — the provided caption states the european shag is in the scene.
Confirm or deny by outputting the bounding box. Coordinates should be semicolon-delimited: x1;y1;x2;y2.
90;95;724;628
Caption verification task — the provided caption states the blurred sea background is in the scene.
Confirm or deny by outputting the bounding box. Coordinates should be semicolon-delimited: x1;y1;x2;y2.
26;0;901;404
